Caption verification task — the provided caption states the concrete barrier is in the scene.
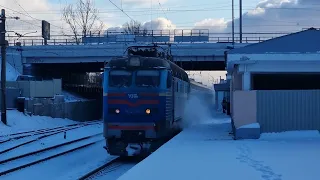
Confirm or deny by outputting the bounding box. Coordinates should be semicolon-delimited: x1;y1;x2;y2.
33;103;51;117
64;100;101;121
0;88;21;109
235;123;261;140
6;79;62;98
27;97;101;121
2;79;99;121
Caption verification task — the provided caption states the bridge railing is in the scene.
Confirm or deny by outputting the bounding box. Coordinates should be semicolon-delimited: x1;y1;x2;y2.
7;29;294;46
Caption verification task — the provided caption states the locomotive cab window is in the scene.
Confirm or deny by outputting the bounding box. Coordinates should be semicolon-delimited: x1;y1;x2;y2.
135;70;160;87
108;70;132;88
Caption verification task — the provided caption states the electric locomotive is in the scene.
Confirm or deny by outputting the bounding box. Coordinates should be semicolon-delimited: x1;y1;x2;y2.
103;46;190;156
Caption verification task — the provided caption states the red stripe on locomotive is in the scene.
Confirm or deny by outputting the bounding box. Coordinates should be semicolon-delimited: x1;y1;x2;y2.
107;93;159;97
108;125;154;130
108;99;159;107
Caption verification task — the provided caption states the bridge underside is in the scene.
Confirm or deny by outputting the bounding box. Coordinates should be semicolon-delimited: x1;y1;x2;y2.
31;61;225;73
28;61;224;101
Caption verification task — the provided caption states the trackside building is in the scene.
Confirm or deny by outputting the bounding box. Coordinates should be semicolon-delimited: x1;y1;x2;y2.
226;28;320;139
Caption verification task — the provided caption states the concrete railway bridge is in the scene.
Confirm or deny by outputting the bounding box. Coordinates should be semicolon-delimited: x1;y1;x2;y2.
4;31;292;98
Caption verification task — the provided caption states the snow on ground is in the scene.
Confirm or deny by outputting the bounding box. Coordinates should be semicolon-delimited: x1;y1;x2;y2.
0;135;103;173
0;62;20;81
0;110;79;135
0;110;111;180
0;123;103;161
0;141;116;180
119;113;320;180
61;91;88;102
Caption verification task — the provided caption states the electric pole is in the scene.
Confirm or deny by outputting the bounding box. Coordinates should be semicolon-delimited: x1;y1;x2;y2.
232;0;235;44
239;0;243;43
0;9;7;125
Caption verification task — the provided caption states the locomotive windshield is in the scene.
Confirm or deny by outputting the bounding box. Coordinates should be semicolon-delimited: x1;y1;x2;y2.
135;70;160;87
109;70;132;88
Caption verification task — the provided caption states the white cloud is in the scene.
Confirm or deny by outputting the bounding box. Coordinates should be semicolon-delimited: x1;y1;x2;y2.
122;0;168;4
106;17;175;34
142;17;176;30
194;18;228;33
107;0;320;35
1;0;60;36
202;0;320;33
5;0;320;37
106;26;124;32
114;0;168;8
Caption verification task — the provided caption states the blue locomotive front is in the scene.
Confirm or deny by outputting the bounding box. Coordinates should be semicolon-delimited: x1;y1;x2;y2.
103;55;186;156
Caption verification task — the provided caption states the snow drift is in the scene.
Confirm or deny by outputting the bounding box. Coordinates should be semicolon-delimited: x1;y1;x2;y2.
0;110;77;135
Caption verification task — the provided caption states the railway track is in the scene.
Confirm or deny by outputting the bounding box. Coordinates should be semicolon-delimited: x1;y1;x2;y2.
0;133;104;177
0;120;102;145
0;126;91;155
0;120;101;139
0;121;103;155
78;156;144;180
78;157;122;180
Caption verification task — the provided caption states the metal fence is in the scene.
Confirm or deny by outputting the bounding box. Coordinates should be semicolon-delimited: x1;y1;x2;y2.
256;90;320;133
6;29;293;46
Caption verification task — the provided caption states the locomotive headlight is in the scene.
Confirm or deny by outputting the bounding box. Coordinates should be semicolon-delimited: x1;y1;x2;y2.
145;109;151;114
115;109;120;114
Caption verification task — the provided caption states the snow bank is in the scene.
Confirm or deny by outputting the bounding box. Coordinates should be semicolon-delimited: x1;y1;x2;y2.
0;62;20;81
0;110;77;135
238;123;260;129
236;123;261;140
0;123;103;161
260;130;320;140
0;142;116;180
119;118;320;180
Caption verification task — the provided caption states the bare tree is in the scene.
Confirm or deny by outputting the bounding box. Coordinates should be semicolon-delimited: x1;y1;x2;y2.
123;20;147;35
62;0;104;44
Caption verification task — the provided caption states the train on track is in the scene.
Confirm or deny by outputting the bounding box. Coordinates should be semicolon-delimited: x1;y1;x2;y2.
102;45;214;156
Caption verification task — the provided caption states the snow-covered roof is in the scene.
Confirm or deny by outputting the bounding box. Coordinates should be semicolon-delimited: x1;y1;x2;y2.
228;28;320;54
